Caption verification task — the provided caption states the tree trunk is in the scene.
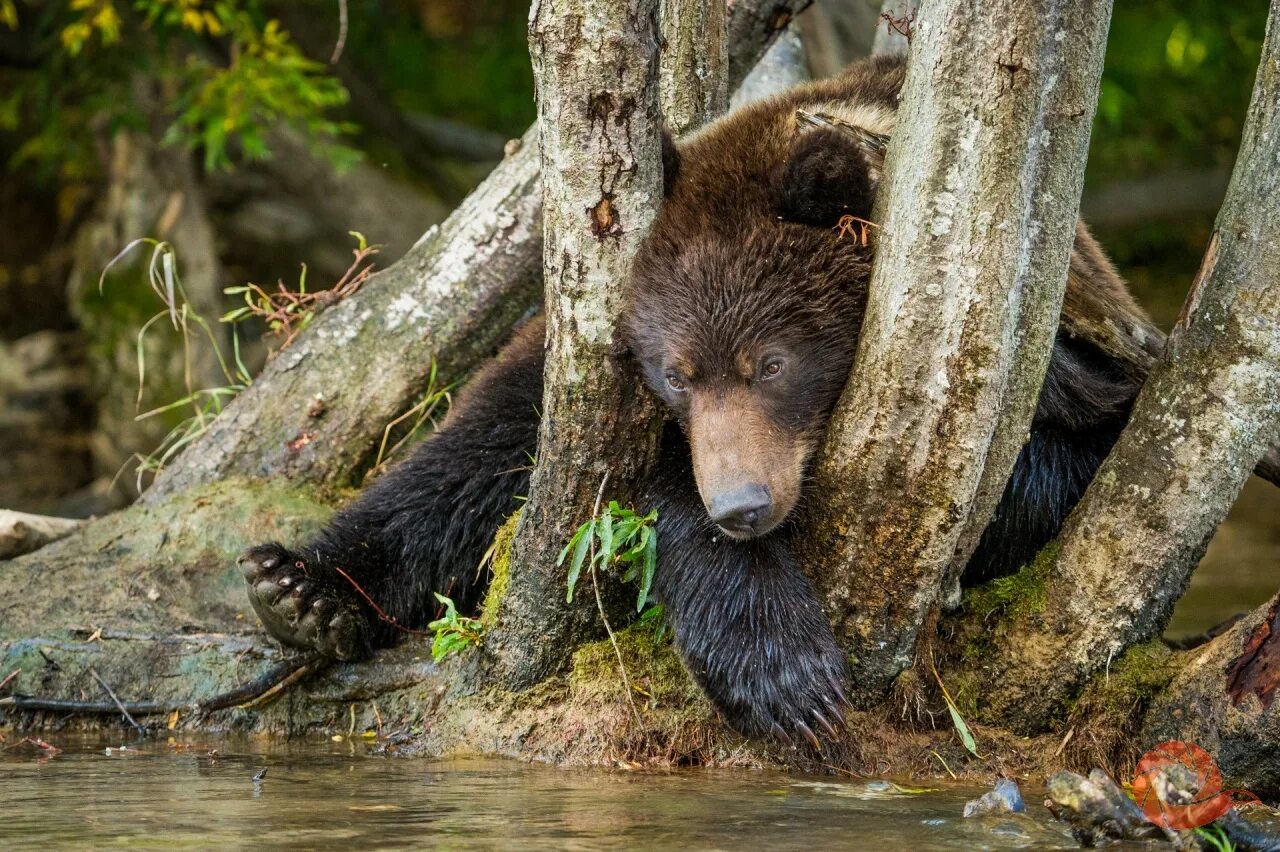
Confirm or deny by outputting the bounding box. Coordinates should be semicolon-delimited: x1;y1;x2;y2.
798;0;1112;704
142;131;545;502
488;0;668;689
660;0;729;136
970;5;1280;733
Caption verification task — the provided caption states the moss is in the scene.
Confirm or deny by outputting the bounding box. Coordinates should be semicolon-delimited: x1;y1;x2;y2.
1063;639;1180;775
962;541;1059;624
1072;640;1177;715
569;618;699;708
478;511;520;631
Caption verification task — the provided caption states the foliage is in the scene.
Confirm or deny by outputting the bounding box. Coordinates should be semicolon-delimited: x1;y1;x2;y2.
427;592;483;663
99;230;377;489
930;663;982;759
1090;0;1268;180
559;501;658;613
343;0;533;136
2;0;353;180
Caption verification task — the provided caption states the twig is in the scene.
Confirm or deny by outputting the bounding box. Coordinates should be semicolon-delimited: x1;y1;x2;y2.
0;669;19;692
330;0;349;64
586;473;646;735
0;652;326;717
236;656;325;711
332;565;434;636
90;666;145;735
880;10;915;41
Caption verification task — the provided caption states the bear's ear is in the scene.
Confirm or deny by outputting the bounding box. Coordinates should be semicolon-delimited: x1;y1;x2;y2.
661;129;681;197
777;126;876;227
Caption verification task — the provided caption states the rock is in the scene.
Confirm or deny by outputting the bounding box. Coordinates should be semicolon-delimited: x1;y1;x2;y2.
963;778;1026;818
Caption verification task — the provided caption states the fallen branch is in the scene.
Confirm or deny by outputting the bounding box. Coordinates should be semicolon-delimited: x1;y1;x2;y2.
0;652;326;719
0;510;82;560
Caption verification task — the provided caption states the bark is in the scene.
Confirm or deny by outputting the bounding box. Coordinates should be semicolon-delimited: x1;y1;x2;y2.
872;0;918;55
488;0;667;689
974;7;1280;734
660;0;729;136
798;0;1112;703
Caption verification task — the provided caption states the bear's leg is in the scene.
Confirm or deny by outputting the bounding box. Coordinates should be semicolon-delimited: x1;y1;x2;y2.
239;321;545;659
644;427;849;744
963;337;1134;584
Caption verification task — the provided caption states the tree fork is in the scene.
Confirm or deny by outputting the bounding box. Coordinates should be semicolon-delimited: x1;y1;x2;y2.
798;0;1113;704
973;3;1280;734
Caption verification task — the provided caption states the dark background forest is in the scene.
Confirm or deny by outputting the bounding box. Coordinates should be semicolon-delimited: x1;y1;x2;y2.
1;0;1275;640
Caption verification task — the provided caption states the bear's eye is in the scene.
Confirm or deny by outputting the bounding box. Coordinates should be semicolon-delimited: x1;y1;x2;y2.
760;357;786;380
665;372;687;392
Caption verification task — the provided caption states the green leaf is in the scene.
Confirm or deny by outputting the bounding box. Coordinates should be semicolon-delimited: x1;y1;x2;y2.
638;526;657;611
598;511;614;565
564;521;592;603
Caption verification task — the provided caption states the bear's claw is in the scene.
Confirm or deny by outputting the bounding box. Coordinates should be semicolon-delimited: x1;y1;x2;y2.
239;543;372;662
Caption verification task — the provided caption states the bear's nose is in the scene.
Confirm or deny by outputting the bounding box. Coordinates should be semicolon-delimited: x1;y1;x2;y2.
709;484;773;535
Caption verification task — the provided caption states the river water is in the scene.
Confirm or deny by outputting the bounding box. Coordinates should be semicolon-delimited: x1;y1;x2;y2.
0;735;1122;850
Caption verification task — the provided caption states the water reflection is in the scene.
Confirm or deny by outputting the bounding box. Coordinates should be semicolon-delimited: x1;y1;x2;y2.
0;737;1090;850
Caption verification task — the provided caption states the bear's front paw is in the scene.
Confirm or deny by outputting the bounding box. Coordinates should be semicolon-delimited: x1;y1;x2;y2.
238;543;372;661
689;620;851;749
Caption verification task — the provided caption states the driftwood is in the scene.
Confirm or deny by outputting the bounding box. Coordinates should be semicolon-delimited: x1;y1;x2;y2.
0;511;82;560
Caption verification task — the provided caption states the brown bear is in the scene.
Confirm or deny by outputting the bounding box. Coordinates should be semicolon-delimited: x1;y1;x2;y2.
239;54;1152;745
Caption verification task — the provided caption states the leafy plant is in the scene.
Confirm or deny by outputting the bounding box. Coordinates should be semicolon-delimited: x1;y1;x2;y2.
5;0;354;180
559;501;658;612
635;601;667;645
427;593;483;663
930;662;983;759
100;229;377;490
1194;824;1236;852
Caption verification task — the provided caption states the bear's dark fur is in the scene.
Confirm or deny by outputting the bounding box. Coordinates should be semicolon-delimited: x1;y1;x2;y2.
240;55;1150;742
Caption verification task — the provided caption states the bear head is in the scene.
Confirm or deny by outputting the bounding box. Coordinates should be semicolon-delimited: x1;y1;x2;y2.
624;55;905;540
